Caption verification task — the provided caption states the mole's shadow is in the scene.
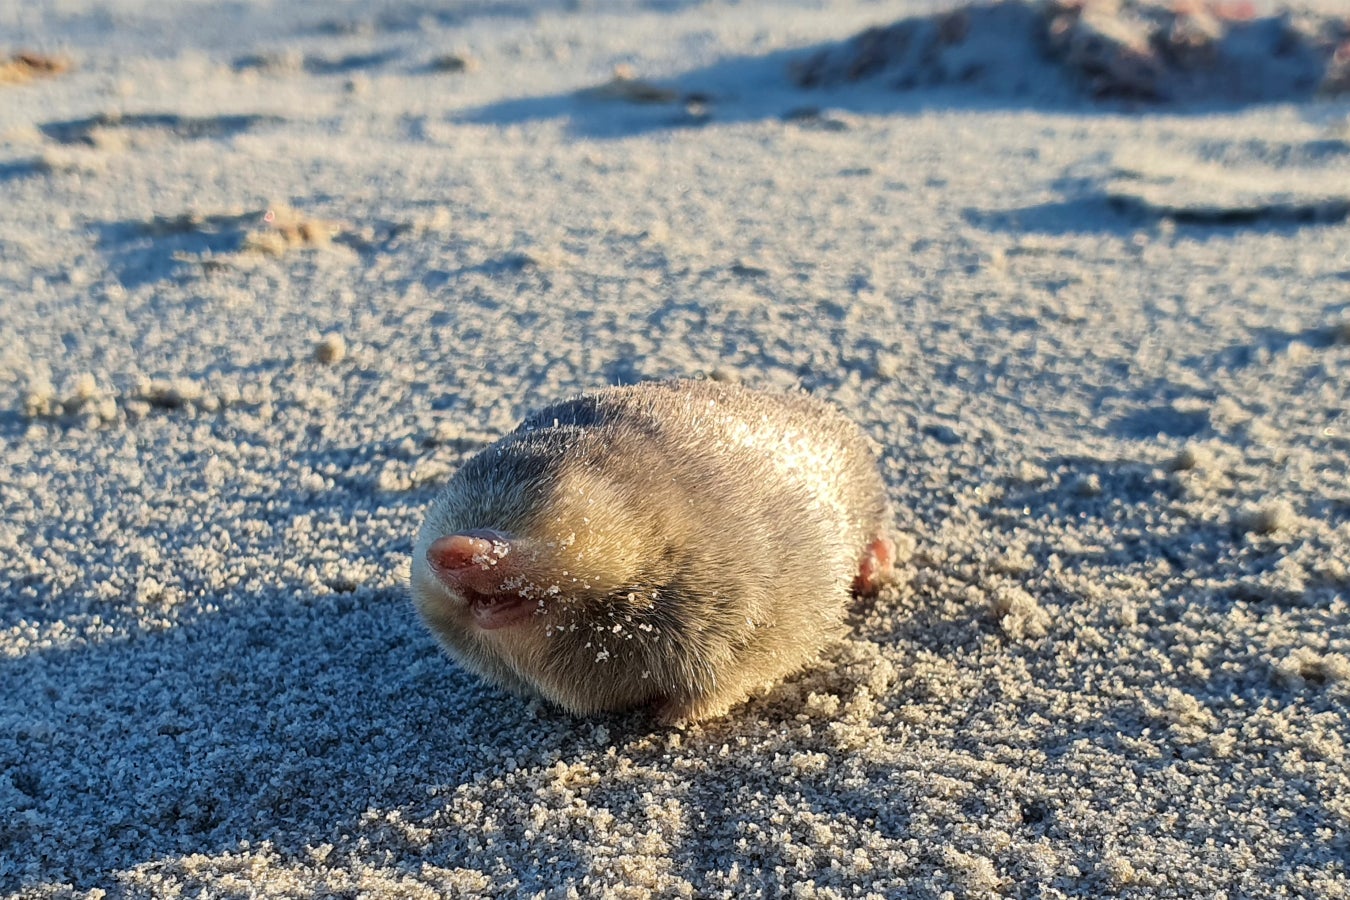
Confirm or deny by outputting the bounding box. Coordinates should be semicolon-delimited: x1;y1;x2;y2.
0;584;604;892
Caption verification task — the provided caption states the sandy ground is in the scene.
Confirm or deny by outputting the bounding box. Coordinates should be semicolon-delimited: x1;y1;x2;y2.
2;0;1349;896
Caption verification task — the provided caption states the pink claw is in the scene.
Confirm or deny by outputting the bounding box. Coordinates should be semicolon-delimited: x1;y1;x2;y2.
853;535;896;597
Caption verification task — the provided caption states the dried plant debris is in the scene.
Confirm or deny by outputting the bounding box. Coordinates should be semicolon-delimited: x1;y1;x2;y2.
781;106;853;131
90;207;351;285
0;51;72;85
22;374;116;426
139;211;242;237
313;333;347;365
1272;647;1350;692
21;373;279;426
39;112;283;146
151;206;344;257
234;49;399;76
1105;142;1350;224
579;65;685;104
791;0;1350;104
1045;0;1165;98
1238;499;1298;536
22;374;224;424
430;53;479;74
1325;40;1350;92
241;206;345;256
131;377;211;411
232;49;306;75
986;579;1054;639
792;3;1047;93
101;206;437;285
1046;0;1350;100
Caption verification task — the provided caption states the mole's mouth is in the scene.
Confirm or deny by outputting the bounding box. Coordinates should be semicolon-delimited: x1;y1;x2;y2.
423;532;542;630
464;589;539;630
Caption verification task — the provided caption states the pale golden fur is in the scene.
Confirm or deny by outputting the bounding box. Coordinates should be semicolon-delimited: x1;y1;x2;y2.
410;379;892;722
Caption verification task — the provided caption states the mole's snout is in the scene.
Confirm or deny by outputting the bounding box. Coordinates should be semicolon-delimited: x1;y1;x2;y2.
426;530;514;596
427;531;507;570
425;530;540;630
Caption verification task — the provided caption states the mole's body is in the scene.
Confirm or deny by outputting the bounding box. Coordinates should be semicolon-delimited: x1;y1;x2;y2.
410;378;895;723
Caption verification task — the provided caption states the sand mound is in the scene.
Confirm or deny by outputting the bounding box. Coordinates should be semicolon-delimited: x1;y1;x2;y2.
791;0;1350;103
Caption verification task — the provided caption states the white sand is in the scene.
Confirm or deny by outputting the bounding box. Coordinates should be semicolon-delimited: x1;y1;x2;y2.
3;0;1349;896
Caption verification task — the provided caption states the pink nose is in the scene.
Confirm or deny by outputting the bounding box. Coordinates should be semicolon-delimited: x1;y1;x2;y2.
427;533;499;570
426;530;514;595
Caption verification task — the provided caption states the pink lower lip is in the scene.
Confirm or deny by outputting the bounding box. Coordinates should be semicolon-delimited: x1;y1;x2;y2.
471;595;538;630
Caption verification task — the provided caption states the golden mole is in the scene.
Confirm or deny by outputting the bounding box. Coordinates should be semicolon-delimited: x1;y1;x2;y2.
410;378;895;723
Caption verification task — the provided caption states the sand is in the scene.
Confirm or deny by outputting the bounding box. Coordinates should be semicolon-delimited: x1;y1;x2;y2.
2;0;1349;896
